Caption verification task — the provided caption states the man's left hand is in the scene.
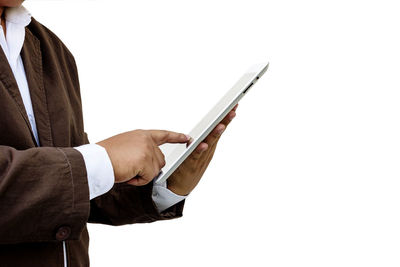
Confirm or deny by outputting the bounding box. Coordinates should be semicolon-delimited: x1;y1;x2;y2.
166;105;238;196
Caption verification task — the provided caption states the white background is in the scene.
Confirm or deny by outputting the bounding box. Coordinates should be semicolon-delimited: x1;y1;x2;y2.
25;0;400;266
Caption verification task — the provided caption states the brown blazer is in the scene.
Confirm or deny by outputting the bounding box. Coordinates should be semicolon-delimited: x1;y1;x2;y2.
0;18;184;267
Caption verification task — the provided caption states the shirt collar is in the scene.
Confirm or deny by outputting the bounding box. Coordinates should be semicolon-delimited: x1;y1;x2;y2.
3;5;31;27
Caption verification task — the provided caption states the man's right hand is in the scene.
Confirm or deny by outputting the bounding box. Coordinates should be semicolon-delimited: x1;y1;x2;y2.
96;130;189;186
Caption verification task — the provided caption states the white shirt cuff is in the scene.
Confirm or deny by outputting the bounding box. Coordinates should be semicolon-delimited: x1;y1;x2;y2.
74;144;115;200
152;179;187;213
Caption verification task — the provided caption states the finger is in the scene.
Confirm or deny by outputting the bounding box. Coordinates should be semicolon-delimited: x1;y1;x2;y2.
186;137;194;148
127;176;146;186
233;104;239;111
128;163;155;186
191;142;209;160
149;130;190;145
127;177;140;186
222;110;236;127
203;123;226;147
186;111;234;163
202;110;235;147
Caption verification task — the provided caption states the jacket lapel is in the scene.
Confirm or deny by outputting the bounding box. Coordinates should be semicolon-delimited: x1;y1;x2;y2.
21;27;53;147
0;42;38;146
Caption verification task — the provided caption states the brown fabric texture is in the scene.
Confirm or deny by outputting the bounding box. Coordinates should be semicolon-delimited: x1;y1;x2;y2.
0;18;184;267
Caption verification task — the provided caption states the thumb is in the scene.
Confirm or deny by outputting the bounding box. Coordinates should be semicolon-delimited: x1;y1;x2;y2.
149;130;190;145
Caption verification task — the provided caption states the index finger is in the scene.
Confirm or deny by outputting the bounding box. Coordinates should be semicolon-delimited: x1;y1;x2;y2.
149;130;190;145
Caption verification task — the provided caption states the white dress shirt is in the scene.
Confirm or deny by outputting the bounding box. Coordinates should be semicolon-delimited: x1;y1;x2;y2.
0;6;186;211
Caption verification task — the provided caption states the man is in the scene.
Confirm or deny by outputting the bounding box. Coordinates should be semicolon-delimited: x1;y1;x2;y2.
0;1;237;266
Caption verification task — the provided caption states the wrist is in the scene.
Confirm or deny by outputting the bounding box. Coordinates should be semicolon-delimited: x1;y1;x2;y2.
167;180;190;196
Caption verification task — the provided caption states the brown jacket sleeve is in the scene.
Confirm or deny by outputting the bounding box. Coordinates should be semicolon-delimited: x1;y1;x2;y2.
88;184;185;225
0;146;90;244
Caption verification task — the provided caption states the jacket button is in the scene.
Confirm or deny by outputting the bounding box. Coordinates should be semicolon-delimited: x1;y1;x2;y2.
55;226;71;241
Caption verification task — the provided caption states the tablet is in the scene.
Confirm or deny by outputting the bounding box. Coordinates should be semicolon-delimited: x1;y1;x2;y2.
154;62;269;184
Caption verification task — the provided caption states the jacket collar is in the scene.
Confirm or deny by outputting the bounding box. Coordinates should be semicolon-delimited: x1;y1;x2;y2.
0;24;54;147
0;41;39;146
20;26;54;147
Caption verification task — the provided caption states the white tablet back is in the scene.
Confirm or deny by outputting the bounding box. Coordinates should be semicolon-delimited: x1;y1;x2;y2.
154;62;269;184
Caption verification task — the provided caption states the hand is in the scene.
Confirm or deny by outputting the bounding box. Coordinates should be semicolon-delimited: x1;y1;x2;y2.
97;130;189;186
167;105;238;195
